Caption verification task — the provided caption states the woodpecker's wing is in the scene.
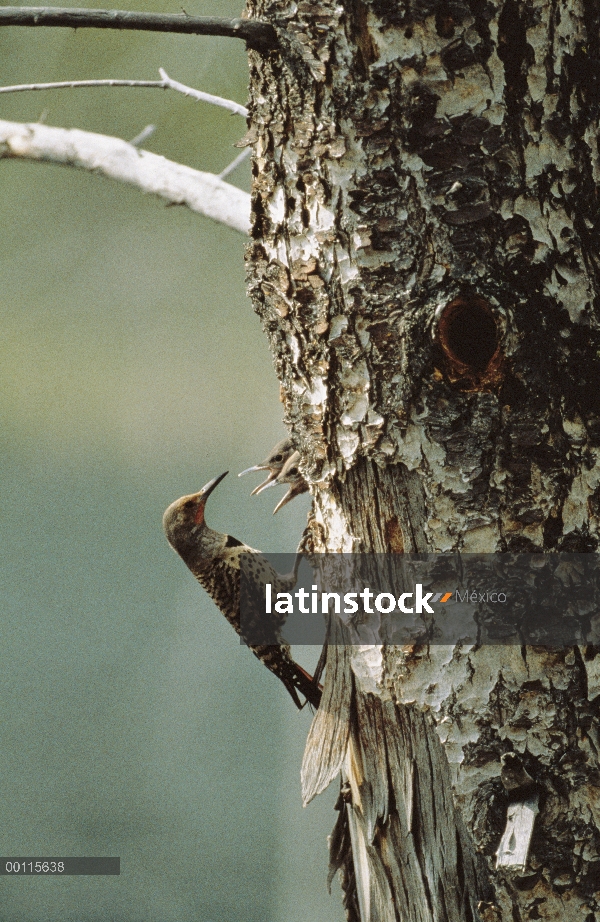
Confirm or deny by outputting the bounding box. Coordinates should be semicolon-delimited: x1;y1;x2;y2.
236;548;294;644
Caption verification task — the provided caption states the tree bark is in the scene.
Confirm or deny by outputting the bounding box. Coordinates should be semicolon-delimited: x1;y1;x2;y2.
244;0;600;919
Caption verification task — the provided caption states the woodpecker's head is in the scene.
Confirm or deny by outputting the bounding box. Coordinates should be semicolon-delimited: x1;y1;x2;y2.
163;471;228;554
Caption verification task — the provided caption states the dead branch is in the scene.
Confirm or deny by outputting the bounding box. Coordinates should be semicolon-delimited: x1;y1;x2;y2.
0;68;249;118
0;7;277;51
0;119;250;234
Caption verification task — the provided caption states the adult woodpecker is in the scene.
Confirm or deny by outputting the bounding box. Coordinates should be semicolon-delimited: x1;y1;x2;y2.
260;450;309;514
163;471;321;709
238;437;295;495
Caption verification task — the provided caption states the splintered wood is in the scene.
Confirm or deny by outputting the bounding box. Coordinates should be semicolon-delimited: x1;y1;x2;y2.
496;793;540;871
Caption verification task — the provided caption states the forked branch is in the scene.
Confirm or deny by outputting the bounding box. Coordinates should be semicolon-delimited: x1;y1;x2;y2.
0;68;249;118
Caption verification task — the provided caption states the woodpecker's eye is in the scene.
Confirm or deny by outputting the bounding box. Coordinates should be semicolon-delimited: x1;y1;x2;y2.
273;454;282;462
289;467;298;477
184;500;195;509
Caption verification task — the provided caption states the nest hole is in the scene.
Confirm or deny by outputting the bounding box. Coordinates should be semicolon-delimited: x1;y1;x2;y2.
438;298;499;373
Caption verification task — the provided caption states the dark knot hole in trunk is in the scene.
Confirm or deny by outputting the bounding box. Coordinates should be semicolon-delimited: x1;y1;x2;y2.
438;297;500;374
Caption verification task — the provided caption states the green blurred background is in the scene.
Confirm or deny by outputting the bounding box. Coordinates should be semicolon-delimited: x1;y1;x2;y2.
0;3;342;919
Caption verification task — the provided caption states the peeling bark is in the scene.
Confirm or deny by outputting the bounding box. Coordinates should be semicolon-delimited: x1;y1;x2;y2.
244;1;600;919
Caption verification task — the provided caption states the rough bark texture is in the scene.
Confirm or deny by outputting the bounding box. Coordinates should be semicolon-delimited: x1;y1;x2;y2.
244;1;600;919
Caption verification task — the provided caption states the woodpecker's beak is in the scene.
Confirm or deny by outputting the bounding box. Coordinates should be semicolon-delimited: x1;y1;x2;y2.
238;464;268;477
272;482;308;515
251;473;278;496
254;476;280;496
199;471;229;500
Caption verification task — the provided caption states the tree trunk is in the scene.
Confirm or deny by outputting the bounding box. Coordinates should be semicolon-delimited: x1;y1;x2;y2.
244;0;600;919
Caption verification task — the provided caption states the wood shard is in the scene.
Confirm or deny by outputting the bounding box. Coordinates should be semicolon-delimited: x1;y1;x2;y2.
495;792;540;871
301;622;353;805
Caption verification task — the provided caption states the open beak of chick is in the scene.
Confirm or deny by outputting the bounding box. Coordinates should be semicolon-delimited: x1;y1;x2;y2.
238;437;295;496
237;464;277;497
258;451;308;514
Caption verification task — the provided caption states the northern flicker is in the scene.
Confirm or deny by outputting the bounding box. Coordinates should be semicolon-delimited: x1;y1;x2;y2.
163;471;321;709
260;450;309;514
238;437;295;496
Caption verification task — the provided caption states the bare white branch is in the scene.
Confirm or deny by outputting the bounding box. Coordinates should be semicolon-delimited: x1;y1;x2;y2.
0;78;164;94
130;124;157;147
0;69;249;117
0;119;250;235
218;147;251;179
158;69;248;118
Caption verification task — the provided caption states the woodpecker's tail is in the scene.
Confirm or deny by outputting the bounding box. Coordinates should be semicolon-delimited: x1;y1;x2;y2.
251;644;323;709
284;660;323;710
